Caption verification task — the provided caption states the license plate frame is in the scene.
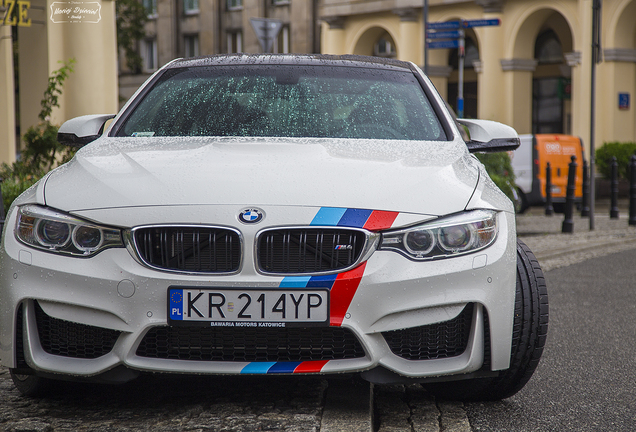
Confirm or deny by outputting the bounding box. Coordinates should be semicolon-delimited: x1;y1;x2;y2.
168;287;329;327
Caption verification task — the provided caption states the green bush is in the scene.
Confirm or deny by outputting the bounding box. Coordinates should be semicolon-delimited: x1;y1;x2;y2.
595;142;636;180
475;152;517;202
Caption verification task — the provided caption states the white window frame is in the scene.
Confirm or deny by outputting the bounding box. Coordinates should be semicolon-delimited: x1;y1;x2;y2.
227;31;243;53
142;0;157;18
274;25;289;54
227;0;242;10
184;35;200;58
184;0;199;14
143;38;158;72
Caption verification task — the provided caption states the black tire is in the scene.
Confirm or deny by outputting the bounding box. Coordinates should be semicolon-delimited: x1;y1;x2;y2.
423;239;549;401
10;370;54;397
515;189;529;214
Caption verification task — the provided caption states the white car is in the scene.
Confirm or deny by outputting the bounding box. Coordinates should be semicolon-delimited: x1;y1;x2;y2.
0;54;548;400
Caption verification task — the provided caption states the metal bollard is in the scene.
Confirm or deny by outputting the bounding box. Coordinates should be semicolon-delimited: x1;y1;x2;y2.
545;162;554;216
610;156;620;219
581;159;590;217
629;155;636;226
562;155;577;233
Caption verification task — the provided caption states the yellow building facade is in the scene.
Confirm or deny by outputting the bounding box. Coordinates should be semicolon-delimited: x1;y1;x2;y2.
1;0;119;164
319;0;636;162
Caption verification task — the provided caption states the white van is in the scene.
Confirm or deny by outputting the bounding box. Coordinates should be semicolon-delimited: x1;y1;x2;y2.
511;134;585;213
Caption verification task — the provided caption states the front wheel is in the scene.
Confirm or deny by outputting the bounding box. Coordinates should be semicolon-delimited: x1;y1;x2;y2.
423;239;548;401
10;370;53;397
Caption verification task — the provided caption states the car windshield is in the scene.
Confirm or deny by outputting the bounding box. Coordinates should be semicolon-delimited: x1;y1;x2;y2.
116;64;446;141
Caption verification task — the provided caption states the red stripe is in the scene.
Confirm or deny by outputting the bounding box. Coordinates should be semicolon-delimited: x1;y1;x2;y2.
329;263;367;326
363;211;399;231
294;360;329;373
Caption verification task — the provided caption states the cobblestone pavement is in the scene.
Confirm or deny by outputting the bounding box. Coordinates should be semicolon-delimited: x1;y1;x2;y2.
0;369;327;431
516;204;636;271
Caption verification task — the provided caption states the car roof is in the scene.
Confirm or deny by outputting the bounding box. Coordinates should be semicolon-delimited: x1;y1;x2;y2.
169;54;415;72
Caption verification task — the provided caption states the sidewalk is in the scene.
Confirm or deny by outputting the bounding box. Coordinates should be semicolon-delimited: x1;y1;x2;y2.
516;199;636;272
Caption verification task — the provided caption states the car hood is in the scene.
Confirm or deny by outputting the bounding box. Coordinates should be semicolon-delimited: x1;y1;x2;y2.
43;136;481;216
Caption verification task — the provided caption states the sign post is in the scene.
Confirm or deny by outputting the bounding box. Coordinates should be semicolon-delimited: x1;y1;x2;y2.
250;18;283;53
426;18;500;118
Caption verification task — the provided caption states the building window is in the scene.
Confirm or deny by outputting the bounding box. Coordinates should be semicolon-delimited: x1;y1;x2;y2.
374;34;396;58
184;35;199;58
142;39;158;72
271;0;290;4
533;30;566;134
227;0;242;10
535;30;563;64
227;31;243;53
142;0;157;17
184;0;199;14
274;25;289;54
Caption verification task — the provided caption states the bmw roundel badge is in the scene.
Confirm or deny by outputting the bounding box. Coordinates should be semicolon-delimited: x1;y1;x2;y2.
239;208;264;224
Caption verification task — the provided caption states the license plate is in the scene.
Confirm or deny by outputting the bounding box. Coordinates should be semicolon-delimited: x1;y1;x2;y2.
168;287;329;326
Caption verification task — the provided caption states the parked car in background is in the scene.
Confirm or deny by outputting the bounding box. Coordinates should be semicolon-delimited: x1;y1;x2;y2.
0;54;548;401
511;134;585;213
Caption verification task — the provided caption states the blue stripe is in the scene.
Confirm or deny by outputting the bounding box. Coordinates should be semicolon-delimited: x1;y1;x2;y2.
280;276;311;288
307;274;337;288
241;362;276;374
338;208;373;228
311;207;347;226
267;362;302;373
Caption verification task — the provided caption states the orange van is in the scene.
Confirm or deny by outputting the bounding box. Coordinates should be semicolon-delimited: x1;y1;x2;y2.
511;134;585;213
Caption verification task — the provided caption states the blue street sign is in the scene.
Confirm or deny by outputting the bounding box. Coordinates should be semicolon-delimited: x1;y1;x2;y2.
426;30;462;40
462;18;501;28
619;93;630;110
427;18;501;31
427;21;461;30
427;39;460;50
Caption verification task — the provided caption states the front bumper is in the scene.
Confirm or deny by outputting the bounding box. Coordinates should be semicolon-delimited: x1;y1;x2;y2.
0;206;517;382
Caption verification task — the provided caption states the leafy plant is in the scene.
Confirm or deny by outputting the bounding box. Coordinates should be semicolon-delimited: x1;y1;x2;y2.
0;59;76;214
116;0;149;74
475;152;517;202
595;142;636;180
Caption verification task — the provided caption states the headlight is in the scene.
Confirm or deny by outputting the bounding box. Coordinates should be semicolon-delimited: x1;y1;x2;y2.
15;205;123;256
379;209;498;260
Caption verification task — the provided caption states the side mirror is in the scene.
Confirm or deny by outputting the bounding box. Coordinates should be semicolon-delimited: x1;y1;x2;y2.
57;114;116;147
458;119;520;153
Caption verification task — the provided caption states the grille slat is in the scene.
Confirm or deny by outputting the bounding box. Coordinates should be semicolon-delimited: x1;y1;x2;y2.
134;227;241;273
382;304;474;361
136;326;366;362
258;228;366;274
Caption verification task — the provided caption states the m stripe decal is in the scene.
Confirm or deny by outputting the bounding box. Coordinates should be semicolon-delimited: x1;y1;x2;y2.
310;207;398;231
240;360;329;374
